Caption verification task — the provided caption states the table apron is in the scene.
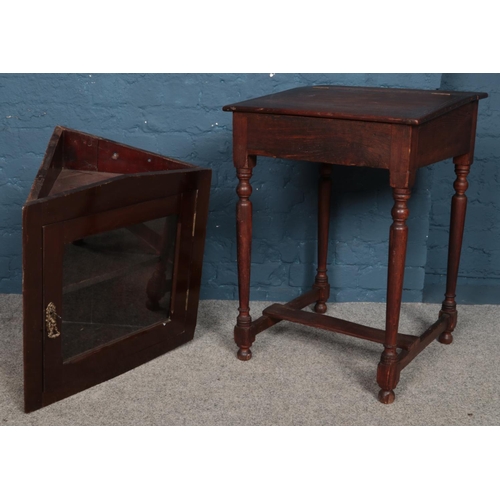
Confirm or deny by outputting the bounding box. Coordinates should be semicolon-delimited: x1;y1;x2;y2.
241;103;476;171
244;113;393;168
414;102;476;168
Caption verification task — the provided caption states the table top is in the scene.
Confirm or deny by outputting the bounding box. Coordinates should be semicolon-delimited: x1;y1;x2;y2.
223;85;488;126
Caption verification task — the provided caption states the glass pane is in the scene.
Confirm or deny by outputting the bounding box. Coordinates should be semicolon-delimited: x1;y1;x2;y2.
61;215;177;360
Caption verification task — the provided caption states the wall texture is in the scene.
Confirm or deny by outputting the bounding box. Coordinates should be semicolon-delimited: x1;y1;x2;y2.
0;74;497;303
424;73;500;304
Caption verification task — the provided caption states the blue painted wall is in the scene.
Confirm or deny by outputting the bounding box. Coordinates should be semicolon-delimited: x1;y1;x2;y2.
0;74;497;303
423;73;500;304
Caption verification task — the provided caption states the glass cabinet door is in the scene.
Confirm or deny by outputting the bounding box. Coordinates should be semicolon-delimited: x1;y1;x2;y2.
61;215;178;360
40;192;196;398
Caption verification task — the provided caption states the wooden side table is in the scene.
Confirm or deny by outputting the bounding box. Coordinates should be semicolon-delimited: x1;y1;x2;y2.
223;85;487;404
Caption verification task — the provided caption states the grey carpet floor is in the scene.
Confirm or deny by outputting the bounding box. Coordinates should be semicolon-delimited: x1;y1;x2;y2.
1;293;499;425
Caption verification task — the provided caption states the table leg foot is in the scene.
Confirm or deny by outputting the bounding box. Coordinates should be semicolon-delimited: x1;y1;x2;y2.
314;302;327;314
438;331;453;344
237;347;252;361
378;389;395;404
235;323;254;361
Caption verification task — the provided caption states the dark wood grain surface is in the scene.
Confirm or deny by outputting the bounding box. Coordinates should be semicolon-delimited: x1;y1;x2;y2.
223;85;487;125
22;127;212;412
224;85;486;404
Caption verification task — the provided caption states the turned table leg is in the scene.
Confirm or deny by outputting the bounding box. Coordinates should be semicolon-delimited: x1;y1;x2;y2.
314;164;333;313
439;159;471;344
234;155;256;361
377;187;411;404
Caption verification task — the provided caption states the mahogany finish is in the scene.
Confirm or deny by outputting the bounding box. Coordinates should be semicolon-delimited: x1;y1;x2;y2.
224;85;485;125
23;127;211;412
313;164;332;314
223;85;487;404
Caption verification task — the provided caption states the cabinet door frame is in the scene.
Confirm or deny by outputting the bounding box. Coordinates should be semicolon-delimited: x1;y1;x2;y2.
23;168;210;412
